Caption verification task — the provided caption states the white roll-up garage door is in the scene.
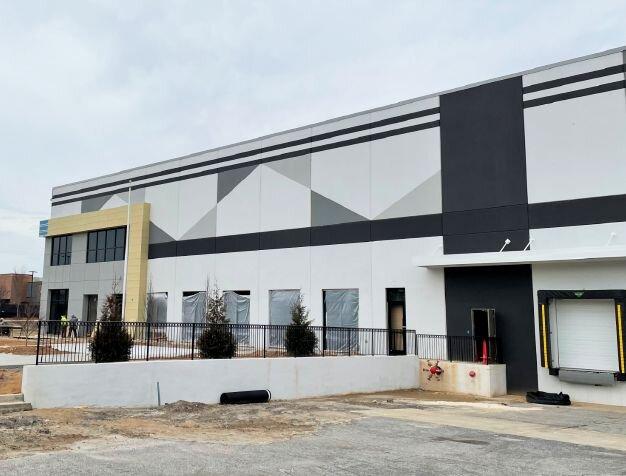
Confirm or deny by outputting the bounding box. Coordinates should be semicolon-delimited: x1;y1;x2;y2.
554;299;618;372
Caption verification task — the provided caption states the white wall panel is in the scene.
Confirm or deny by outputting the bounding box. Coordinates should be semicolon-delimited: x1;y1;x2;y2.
371;237;446;334
531;222;626;250
523;52;623;87
309;243;372;327
50;201;81;218
258;247;311;325
214;251;260;323
370;129;441;219
177;174;218;238
311;143;371;219
144;182;181;239
148;257;178;323
259;166;310;232
216;166;261;236
370;97;439;122
525;89;626;204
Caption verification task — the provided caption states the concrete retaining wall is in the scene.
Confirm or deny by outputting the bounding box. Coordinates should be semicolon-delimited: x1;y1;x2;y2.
419;359;507;397
22;355;420;408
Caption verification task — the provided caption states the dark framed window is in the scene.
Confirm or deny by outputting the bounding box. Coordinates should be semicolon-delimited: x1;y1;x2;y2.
87;227;126;263
50;235;72;266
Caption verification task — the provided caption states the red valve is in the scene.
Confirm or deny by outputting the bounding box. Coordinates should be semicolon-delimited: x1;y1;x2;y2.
430;365;443;376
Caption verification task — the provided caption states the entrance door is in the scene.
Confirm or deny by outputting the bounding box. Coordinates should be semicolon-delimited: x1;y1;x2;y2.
85;295;98;322
49;289;68;334
471;308;496;362
387;288;406;355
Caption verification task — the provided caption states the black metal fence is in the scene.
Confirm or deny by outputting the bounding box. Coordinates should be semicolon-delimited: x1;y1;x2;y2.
34;320;499;365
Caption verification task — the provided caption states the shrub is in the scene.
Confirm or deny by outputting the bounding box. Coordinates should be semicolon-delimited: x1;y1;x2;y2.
285;293;317;357
90;289;133;363
90;321;134;363
196;279;237;359
196;324;236;359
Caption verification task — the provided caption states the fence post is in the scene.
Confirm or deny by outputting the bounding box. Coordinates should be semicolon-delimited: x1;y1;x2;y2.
371;329;375;356
348;329;351;356
263;325;266;358
146;322;151;361
191;322;196;360
35;320;41;365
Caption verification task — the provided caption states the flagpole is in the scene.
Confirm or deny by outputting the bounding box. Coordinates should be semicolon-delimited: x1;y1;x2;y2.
121;180;131;321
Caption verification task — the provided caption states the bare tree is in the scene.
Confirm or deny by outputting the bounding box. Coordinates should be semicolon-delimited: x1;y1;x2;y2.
101;277;122;321
202;277;227;324
145;278;155;323
19;302;39;346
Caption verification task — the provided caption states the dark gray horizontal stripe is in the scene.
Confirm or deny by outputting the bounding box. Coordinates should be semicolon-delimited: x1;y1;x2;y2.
529;193;626;229
443;204;528;236
523;80;625;108
52;107;440;200
522;64;624;94
145;192;626;259
148;214;443;259
443;229;530;255
52;120;441;206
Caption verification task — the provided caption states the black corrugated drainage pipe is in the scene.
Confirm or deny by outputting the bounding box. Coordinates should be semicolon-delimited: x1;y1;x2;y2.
220;390;271;404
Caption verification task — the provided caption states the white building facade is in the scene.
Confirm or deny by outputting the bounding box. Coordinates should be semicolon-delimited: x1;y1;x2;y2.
41;47;626;403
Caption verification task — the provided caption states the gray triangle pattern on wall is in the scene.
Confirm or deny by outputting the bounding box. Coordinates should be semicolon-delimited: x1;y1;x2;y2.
217;165;257;202
180;207;217;240
375;171;442;220
266;154;311;188
81;194;112;213
149;222;175;244
311;191;367;227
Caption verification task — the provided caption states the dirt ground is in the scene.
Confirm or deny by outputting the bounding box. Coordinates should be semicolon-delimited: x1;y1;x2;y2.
1;391;625;475
0;337;38;355
0;369;21;394
0;389;494;460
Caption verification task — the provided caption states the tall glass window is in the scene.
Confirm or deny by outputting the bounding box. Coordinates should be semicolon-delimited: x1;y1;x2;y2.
87;227;126;263
50;235;72;266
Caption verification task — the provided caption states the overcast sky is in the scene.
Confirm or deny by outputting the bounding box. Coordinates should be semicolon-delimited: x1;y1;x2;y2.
1;0;625;275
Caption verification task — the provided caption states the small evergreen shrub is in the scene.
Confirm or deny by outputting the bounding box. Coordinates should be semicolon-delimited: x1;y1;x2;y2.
197;324;236;359
285;293;317;357
196;279;237;359
90;289;134;363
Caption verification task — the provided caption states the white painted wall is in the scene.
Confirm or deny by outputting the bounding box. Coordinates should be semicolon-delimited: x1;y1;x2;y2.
524;52;626;204
22;355;419;409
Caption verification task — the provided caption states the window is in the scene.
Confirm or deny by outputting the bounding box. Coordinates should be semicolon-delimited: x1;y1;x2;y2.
225;291;250;324
87;227;126;263
269;290;300;346
323;289;359;328
146;292;168;323
50;235;72;266
323;289;359;353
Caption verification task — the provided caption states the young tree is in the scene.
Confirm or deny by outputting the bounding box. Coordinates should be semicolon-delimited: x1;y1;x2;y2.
196;278;236;358
90;279;134;362
285;292;318;357
19;302;39;346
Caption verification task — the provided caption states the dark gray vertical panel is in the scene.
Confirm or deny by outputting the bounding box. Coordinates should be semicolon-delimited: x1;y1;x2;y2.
440;77;529;254
440;77;528;212
444;265;538;392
